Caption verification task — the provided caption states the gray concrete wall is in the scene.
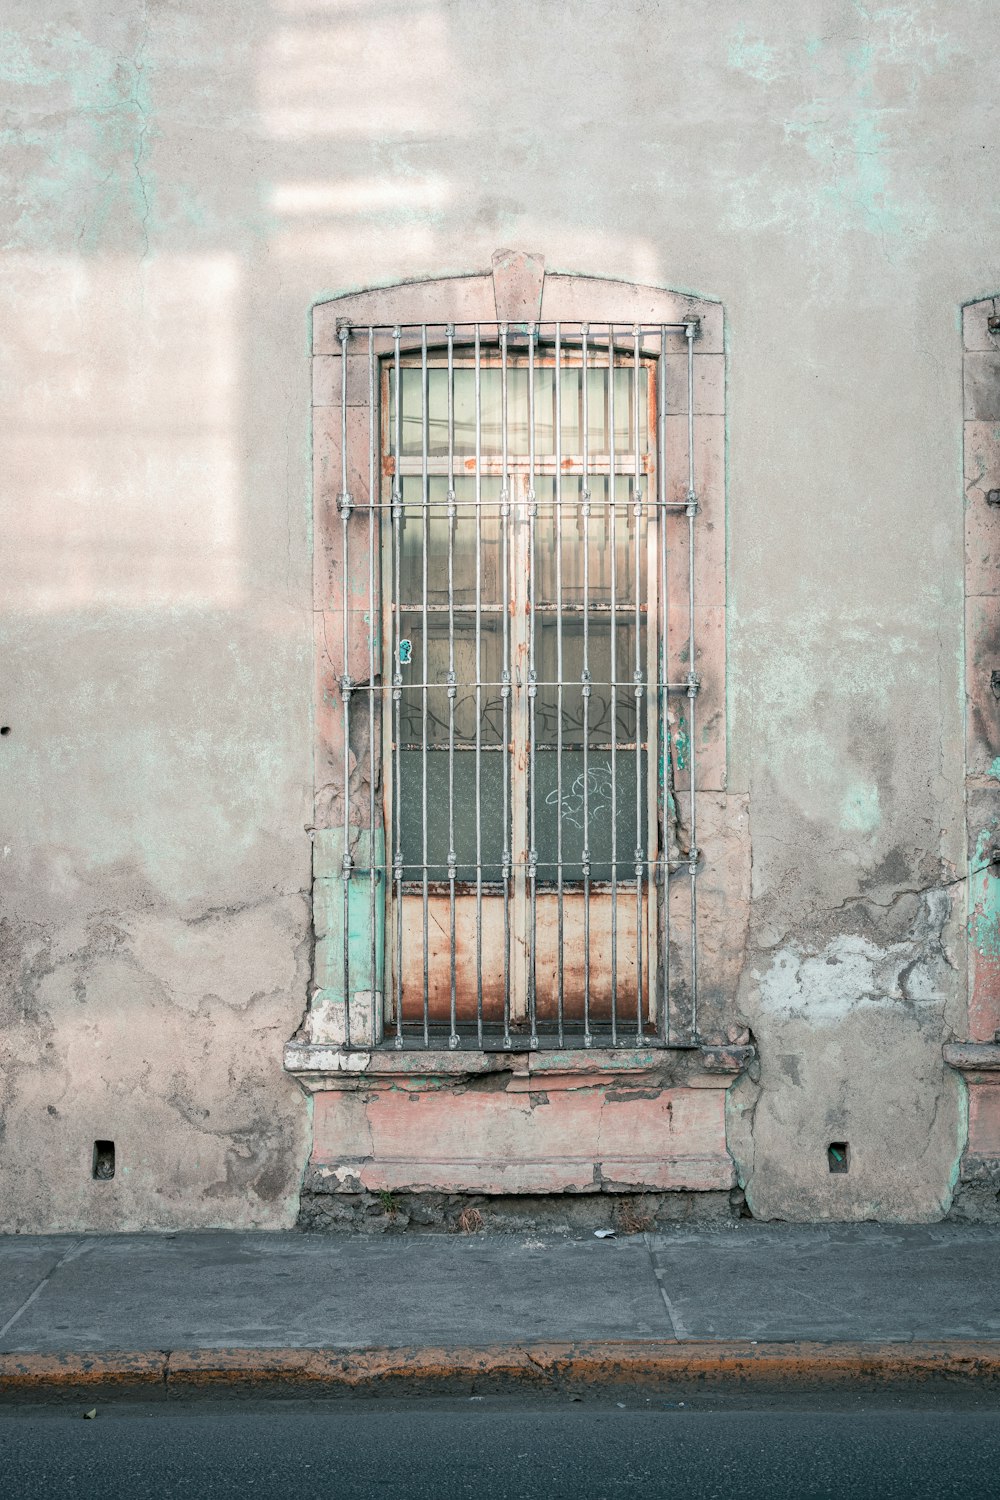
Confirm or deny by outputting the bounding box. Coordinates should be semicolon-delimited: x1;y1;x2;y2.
2;0;993;1228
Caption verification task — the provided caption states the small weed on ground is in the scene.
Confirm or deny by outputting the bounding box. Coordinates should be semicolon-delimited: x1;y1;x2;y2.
613;1199;655;1235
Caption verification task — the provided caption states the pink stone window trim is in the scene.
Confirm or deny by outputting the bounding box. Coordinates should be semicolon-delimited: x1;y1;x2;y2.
301;253;727;1059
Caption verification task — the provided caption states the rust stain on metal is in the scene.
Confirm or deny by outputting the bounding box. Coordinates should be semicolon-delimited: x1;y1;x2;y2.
395;891;650;1025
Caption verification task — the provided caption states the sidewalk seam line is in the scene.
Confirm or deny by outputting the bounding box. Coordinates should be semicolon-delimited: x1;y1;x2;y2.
0;1238;92;1343
643;1236;684;1340
652;1267;688;1340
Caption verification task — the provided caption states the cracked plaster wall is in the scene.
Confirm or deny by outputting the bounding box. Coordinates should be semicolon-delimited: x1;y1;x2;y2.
1;0;995;1226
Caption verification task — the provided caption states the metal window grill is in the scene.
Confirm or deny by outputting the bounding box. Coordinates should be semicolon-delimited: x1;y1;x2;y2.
329;319;700;1050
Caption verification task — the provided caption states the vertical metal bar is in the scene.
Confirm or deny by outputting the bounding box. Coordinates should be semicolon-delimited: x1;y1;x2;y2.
338;324;353;1048
607;326;618;1046
392;328;404;1047
581;325;592;1045
447;325;458;1048
633;325;645;1044
527;322;538;1048
685;318;698;1042
658;325;670;1045
509;364;528;1031
420;327;430;1048
554;325;565;1047
500;325;512;1047
474;327;484;1047
368;327;378;1046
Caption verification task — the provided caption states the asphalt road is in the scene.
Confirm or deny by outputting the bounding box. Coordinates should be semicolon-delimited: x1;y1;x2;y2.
1;1395;999;1498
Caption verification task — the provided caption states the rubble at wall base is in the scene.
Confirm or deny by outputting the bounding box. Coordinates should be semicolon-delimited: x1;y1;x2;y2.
297;1185;746;1234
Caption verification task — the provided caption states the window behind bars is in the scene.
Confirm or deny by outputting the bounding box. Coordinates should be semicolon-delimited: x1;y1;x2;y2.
330;320;701;1051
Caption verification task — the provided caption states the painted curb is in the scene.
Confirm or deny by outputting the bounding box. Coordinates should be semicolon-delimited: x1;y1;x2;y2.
3;1342;1000;1396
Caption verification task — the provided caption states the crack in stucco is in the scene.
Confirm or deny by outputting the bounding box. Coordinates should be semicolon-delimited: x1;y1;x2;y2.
128;11;151;259
184;889;309;926
0;886;311;1231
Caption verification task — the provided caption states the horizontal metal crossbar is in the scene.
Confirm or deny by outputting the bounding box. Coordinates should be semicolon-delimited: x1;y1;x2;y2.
335;320;695;333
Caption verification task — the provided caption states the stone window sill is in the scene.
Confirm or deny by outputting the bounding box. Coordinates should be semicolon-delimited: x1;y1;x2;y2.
283;1040;753;1093
943;1042;1000;1082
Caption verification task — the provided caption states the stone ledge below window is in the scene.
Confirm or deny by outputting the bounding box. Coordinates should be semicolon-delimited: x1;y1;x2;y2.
943;1042;1000;1080
283;1040;753;1094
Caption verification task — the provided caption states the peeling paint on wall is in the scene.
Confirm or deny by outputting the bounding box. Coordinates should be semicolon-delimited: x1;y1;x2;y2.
969;829;1000;962
756;890;952;1022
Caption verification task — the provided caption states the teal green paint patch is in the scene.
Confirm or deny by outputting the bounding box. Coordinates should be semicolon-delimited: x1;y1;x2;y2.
786;102;904;240
988;758;1000;780
969;829;1000;959
726;25;780;84
948;1080;969;1201
30;26;158;254
840;783;880;833
543;1050;659;1070
0;30;58;85
775;21;930;246
847;112;902;238
844;41;874;79
673;719;688;773
313;828;386;1000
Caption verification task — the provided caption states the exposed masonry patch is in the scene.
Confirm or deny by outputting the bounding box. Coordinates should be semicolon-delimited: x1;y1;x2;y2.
297;1187;744;1234
753;890;954;1021
949;1162;1000;1224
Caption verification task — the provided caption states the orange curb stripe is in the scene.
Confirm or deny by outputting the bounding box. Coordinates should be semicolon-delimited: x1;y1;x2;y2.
0;1352;166;1387
2;1341;1000;1392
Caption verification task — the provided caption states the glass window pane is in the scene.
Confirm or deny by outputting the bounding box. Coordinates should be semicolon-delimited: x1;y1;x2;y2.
534;619;644;745
398;476;502;607
389;359;649;459
399;751;506;882
397;613;505;747
533;477;646;605
550;363;648;454
533;750;647;884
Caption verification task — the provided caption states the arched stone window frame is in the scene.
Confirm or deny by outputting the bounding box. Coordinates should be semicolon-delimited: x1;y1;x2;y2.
287;251;739;1079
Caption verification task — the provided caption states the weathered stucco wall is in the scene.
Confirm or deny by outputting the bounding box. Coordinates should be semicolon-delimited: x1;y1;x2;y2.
2;0;997;1227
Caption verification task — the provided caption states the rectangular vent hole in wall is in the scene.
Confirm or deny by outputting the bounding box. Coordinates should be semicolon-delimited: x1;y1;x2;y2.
92;1141;115;1180
827;1142;849;1174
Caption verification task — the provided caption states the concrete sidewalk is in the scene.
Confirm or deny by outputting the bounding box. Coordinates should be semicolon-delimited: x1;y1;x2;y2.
2;1224;999;1394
